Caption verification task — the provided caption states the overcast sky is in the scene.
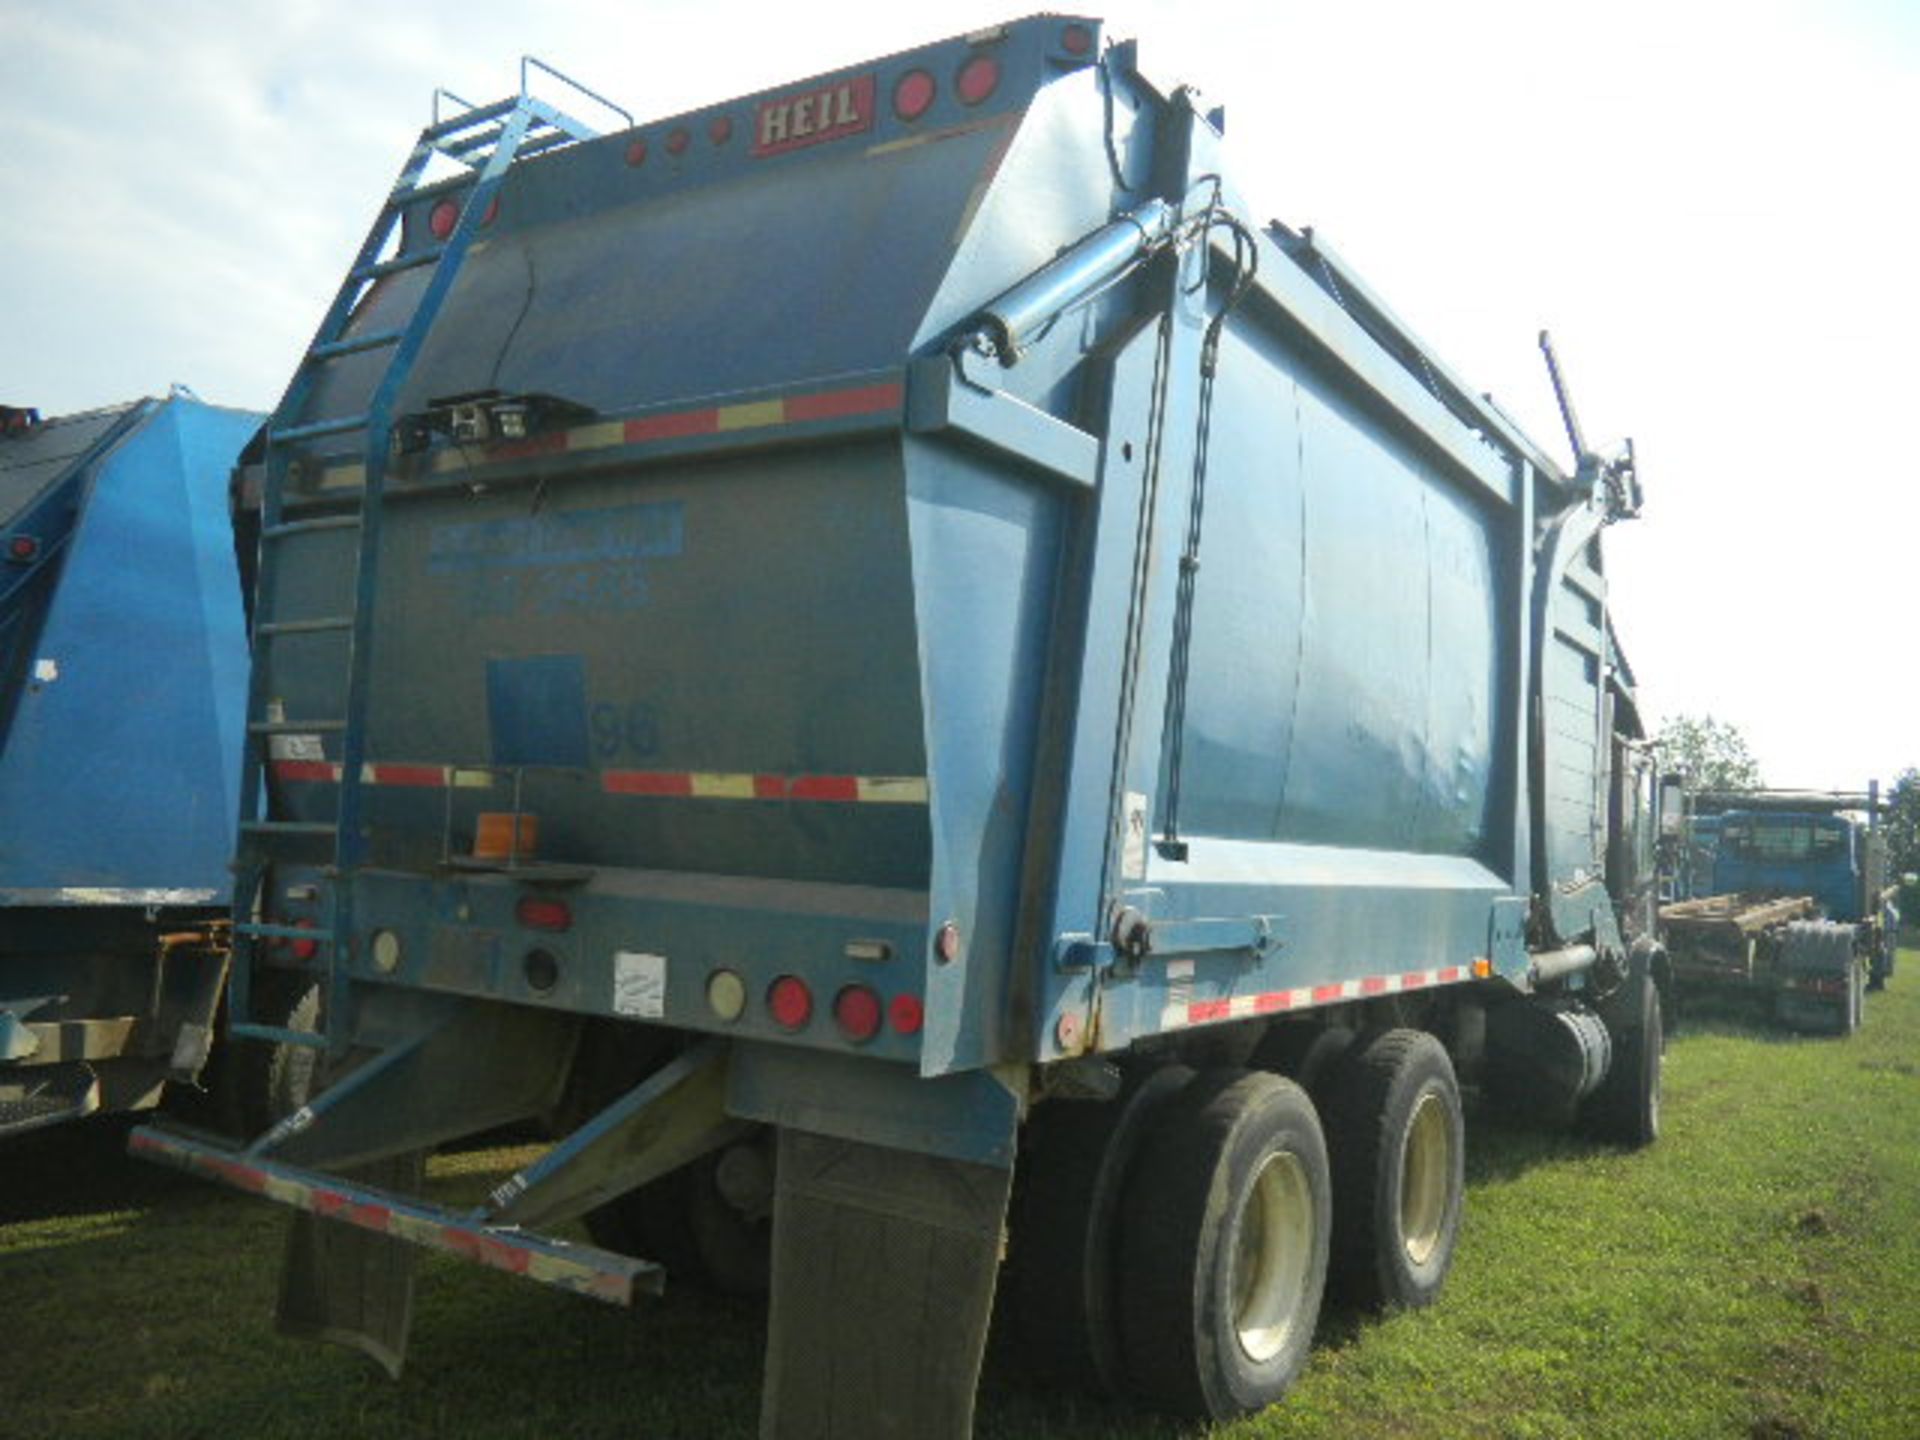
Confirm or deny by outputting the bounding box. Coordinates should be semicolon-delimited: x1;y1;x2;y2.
3;0;1914;791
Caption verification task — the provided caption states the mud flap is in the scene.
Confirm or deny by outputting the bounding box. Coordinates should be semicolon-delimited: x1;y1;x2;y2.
276;1148;427;1378
760;1129;1013;1440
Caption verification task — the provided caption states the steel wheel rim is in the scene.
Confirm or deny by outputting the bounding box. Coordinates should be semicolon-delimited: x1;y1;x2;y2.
1400;1090;1451;1269
1231;1148;1314;1364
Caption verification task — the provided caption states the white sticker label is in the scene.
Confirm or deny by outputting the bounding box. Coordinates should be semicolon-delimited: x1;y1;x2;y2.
31;658;58;683
270;732;325;761
1123;791;1150;880
613;951;667;1018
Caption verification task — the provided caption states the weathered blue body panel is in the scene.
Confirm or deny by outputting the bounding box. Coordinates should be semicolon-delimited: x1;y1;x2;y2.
233;15;1634;1087
0;397;255;897
1710;813;1864;921
1;394;257;1135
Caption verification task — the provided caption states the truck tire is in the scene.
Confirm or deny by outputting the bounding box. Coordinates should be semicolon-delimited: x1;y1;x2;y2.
1317;1029;1464;1311
1580;971;1662;1147
1005;1064;1191;1392
1115;1070;1329;1420
686;1136;773;1296
1251;1023;1356;1101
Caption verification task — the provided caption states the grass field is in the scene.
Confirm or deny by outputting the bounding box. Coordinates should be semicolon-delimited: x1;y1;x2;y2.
5;955;1917;1439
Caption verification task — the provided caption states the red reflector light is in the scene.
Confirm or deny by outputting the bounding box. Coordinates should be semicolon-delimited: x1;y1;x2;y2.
893;69;936;121
428;199;460;240
666;127;690;155
833;985;883;1044
709;115;733;146
284;918;318;962
1062;22;1094;55
6;535;36;562
625;137;649;167
769;976;812;1030
515;896;572;932
889;993;924;1036
481;196;500;227
956;54;1000;106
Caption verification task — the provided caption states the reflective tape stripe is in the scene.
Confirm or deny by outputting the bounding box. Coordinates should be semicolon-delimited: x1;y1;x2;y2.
315;380;904;491
604;771;929;805
1160;962;1480;1031
271;760;928;805
127;1128;652;1306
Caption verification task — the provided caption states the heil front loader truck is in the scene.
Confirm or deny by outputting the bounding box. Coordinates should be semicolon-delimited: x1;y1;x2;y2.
134;18;1666;1433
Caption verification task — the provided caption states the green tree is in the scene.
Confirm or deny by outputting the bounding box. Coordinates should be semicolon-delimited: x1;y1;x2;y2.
1654;713;1763;792
1885;767;1920;880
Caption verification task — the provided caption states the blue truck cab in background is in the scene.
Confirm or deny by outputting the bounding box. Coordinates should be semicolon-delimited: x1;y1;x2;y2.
1;393;256;1137
132;17;1670;1434
1664;787;1898;1019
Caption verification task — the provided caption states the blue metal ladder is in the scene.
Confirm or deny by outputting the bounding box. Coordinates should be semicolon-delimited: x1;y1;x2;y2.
227;67;626;1057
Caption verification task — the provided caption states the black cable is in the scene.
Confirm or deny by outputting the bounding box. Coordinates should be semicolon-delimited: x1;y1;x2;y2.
1157;207;1260;857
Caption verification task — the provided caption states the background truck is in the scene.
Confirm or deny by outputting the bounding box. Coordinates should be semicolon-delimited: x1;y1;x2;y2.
134;17;1667;1433
1;392;256;1137
1661;785;1896;1034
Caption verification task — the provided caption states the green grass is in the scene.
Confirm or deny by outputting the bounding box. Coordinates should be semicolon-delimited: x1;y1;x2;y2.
6;958;1919;1438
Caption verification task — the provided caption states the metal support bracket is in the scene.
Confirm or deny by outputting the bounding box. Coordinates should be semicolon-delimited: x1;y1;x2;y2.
906;355;1099;489
484;1040;747;1229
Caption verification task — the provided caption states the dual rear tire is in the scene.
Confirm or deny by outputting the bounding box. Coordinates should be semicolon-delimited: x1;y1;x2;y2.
1012;1029;1466;1420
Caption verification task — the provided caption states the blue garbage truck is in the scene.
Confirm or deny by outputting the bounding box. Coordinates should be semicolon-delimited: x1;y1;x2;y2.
1662;785;1895;1034
133;17;1668;1431
1;392;256;1136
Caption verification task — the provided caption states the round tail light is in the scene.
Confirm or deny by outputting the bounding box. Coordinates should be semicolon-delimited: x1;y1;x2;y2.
956;54;1000;106
889;993;924;1036
428;199;460;240
893;69;937;121
769;976;813;1030
285;918;319;962
833;985;883;1044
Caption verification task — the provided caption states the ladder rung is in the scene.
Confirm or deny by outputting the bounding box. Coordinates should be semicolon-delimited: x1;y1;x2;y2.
422;96;519;141
310;330;403;361
352;246;445;283
272;414;367;444
239;820;336;836
257;616;355;637
393;172;475;207
513;132;575;161
437;123;508;160
229;1022;328;1050
263;515;362;540
233;923;336;943
248;719;348;735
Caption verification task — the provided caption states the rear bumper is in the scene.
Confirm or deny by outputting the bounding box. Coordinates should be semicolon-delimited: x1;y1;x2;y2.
128;1126;661;1305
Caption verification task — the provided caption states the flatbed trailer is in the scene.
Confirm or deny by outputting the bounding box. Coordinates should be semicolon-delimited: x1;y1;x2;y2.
135;17;1668;1433
1660;786;1895;1035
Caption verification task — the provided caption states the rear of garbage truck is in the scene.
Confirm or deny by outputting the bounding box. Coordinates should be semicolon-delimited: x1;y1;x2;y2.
133;15;1666;1434
1;394;255;1136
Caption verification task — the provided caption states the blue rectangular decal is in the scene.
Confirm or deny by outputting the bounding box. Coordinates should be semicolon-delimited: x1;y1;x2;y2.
487;654;590;769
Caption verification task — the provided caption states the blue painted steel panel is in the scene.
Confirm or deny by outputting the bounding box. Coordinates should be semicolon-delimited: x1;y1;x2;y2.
0;397;256;897
240;15;1632;1094
487;654;589;768
1712;813;1861;920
